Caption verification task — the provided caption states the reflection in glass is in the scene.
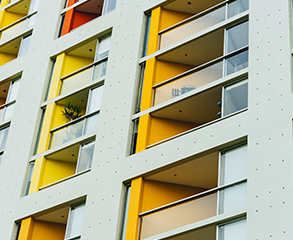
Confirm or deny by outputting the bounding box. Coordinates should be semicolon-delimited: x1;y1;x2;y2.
223;80;248;116
218;219;247;240
154;61;223;105
66;203;85;239
226;21;248;54
225;50;248;76
76;141;95;173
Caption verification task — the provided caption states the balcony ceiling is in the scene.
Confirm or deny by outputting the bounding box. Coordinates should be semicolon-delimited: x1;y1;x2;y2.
46;143;80;163
67;38;97;59
0;81;10;100
151;85;221;124
35;206;69;224
146;151;218;189
0;37;21;55
7;0;30;14
163;0;223;14
75;0;103;15
57;87;89;110
157;28;224;66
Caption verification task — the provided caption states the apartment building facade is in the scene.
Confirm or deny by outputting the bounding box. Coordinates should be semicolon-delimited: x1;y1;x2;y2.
0;0;292;239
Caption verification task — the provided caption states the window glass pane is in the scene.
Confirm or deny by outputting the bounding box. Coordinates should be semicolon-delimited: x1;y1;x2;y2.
219;182;247;213
87;86;104;114
92;60;107;80
3;103;15;120
0;126;9;152
142;13;151;57
23;161;35;196
66;203;85;239
223;80;248;116
225;50;248;76
84;113;99;134
18;34;32;57
121;185;131;240
228;0;249;18
76;142;95;173
226;21;248;54
95;35;111;60
218;219;246;240
103;0;116;14
221;145;247;185
7;79;20;102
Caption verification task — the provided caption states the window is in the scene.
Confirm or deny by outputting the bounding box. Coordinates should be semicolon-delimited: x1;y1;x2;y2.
120;185;131;240
223;80;248;117
218;145;247;214
18;34;32;57
59;0;117;37
84;86;103;134
0;77;20;122
142;13;151;57
0;125;9;165
23;161;35;196
65;203;85;240
218;219;247;240
29;0;40;13
76;141;95;173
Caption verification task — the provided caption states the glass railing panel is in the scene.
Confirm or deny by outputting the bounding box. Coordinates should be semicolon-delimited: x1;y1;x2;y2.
84;113;99;135
160;6;226;49
225;50;248;76
0;102;16;122
0;20;26;43
139;193;217;239
154;61;223;105
92;59;108;81
50;119;84;149
0;15;36;44
2;102;15;120
228;0;249;18
159;0;249;50
61;68;93;95
218;182;247;214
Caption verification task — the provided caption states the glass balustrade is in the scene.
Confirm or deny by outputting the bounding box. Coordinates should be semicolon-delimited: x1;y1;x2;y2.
153;49;248;106
154;61;223;105
0;15;36;44
139;181;246;240
60;60;107;95
159;0;248;49
50;112;99;149
50;119;84;149
61;68;93;95
0;102;16;122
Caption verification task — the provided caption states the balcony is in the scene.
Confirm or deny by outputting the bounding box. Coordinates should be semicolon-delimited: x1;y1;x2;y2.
126;145;247;239
59;57;107;96
159;0;249;50
38;139;95;189
0;76;20;122
16;201;86;240
59;0;116;37
0;13;36;44
49;85;103;150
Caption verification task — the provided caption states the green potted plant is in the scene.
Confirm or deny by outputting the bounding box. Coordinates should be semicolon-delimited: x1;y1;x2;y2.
61;101;83;122
61;102;83;143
